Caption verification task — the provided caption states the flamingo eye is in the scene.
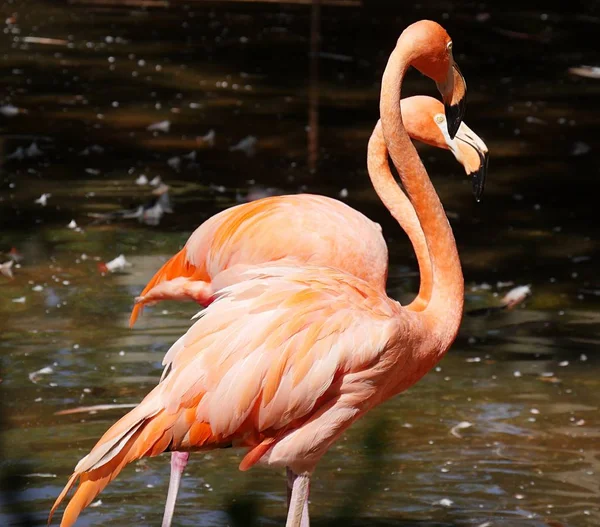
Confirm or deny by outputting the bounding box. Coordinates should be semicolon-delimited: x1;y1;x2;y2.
447;41;453;52
435;114;445;124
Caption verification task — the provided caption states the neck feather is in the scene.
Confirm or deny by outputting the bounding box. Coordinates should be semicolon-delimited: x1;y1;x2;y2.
379;40;464;348
366;121;431;311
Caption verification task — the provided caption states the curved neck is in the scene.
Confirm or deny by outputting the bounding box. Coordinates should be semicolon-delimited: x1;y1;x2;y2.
367;121;431;312
380;40;464;347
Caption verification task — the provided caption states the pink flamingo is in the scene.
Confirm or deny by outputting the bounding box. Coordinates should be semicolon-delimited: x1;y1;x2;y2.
50;20;477;527
132;95;487;526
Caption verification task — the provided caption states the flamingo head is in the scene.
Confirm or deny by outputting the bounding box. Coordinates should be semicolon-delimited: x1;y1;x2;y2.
401;95;488;202
399;20;467;139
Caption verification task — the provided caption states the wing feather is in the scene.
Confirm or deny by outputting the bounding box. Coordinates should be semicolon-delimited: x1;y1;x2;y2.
157;264;404;439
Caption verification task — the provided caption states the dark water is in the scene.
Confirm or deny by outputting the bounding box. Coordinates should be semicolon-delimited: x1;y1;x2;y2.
1;1;600;526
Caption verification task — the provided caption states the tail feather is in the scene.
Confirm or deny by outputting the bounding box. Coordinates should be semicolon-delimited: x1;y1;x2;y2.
49;394;217;526
48;473;78;526
52;438;135;527
129;247;203;327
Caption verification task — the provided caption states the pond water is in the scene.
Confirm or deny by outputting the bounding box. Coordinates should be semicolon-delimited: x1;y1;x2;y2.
1;1;599;526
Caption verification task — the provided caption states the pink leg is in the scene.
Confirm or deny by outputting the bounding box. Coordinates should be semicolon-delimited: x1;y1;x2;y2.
162;451;189;527
286;467;310;527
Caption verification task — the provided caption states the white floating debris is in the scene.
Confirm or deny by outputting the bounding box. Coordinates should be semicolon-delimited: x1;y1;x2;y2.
200;129;215;146
558;360;569;367
571;141;590;156
450;421;473;438
496;281;514;289
67;219;78;229
167;156;181;170
1;260;14;279
183;150;197;161
0;104;21;117
501;284;531;308
35;193;51;206
7;147;25;160
29;366;53;383
339;188;348;198
437;498;454;507
471;282;492;291
149;175;162;186
513;370;522;377
26;473;57;478
79;144;105;156
135;174;149;185
99;254;132;273
89;499;102;508
147;120;170;133
26;142;43;157
229;135;257;156
12;296;26;303
571;255;590;263
32;284;44;292
568;65;600;79
525;115;546;125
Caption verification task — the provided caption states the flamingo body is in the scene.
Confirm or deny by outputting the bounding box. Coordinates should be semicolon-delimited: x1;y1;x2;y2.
51;264;431;526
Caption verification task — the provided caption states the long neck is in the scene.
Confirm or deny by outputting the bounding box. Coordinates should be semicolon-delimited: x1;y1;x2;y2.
367;121;431;312
380;40;464;348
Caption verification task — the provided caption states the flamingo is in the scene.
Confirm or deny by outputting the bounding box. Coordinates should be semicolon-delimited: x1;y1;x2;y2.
129;96;486;327
50;20;477;527
132;96;488;526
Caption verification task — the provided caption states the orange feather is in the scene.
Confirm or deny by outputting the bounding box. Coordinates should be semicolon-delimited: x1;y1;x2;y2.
129;248;205;327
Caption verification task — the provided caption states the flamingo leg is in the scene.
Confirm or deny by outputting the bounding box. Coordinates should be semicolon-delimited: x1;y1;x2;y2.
285;467;310;527
162;451;190;527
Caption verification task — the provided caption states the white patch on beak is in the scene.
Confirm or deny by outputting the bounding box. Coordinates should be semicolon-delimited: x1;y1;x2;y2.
434;114;461;160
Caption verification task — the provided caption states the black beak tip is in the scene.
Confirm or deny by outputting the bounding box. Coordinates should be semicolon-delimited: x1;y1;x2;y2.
471;152;489;202
444;100;465;139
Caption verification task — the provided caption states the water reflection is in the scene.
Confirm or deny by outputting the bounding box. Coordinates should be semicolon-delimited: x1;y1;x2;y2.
1;0;599;526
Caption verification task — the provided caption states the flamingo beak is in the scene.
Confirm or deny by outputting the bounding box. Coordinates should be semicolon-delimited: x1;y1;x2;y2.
438;63;467;139
456;131;488;202
470;149;488;202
